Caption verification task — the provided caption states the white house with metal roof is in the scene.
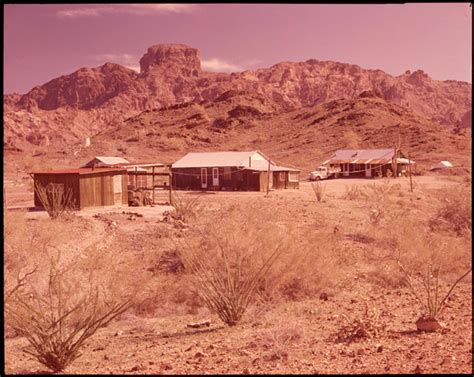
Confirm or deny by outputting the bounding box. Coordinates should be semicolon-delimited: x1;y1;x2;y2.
171;151;299;191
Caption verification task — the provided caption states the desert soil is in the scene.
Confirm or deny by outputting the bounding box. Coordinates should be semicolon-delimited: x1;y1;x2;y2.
4;175;472;375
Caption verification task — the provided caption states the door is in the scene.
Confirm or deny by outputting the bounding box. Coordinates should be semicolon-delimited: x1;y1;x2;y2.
343;163;349;177
201;168;208;189
365;164;372;178
212;168;219;186
113;174;123;205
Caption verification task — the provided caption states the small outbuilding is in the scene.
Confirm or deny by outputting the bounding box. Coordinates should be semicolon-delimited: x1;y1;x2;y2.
32;168;128;209
82;156;165;189
321;148;412;178
430;161;453;171
171;151;299;191
83;156;130;168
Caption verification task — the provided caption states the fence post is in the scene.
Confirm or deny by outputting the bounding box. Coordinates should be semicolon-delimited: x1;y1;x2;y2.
152;166;155;204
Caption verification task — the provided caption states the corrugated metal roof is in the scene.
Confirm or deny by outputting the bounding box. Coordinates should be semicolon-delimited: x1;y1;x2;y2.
32;168;127;175
326;149;395;164
430;161;453;170
86;156;130;166
247;166;300;172
172;151;271;168
397;158;415;164
124;162;164;168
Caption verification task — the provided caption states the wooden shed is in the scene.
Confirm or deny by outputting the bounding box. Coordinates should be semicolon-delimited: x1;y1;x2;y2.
171;151;299;191
83;156;166;189
32;168;128;209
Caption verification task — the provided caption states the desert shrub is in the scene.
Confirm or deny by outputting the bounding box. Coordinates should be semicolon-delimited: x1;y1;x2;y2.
34;181;75;219
179;212;286;326
262;230;349;302
4;253;135;373
362;180;404;225
332;301;386;344
397;261;471;321
262;319;304;357
345;184;362;200
392;218;472;327
429;183;472;236
311;181;326;202
170;190;202;222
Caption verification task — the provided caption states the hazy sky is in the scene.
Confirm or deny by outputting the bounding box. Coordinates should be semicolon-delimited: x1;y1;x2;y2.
4;3;472;94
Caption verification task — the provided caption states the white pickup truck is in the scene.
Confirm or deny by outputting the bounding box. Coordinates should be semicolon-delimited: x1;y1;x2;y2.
308;166;341;181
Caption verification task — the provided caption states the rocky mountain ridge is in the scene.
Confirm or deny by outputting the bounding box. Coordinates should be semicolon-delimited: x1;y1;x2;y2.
4;43;472;153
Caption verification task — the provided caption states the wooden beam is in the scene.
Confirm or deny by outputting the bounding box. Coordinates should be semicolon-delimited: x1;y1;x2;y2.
169;168;173;204
127;172;169;176
266;159;271;196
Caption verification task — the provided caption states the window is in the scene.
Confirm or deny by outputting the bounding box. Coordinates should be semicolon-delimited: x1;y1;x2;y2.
288;172;299;182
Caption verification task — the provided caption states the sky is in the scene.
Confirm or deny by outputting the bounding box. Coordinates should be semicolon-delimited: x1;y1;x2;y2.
4;3;472;94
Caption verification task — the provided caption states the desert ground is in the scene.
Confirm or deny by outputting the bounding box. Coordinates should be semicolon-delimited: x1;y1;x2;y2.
4;173;472;375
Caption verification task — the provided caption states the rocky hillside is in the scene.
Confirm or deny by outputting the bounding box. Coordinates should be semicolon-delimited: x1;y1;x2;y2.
66;91;470;172
4;44;471;153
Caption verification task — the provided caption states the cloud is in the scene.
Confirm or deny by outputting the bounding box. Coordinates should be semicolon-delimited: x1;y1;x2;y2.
57;4;196;18
93;53;140;72
125;65;140;72
201;58;243;73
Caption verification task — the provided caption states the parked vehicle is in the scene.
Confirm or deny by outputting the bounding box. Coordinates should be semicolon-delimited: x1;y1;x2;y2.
308;166;341;181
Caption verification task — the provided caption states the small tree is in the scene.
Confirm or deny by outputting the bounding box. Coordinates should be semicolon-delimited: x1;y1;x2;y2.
5;254;135;373
34;181;75;219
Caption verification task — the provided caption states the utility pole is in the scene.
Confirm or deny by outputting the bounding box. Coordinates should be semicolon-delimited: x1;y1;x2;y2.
266;159;271;196
392;144;397;179
152;166;155;204
168;167;173;205
407;154;413;193
392;133;401;179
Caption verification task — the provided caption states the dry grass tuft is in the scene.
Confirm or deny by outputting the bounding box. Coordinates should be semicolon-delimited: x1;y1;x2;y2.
311;181;326;202
262;319;304;356
170;190;202;222
344;184;362;200
429;183;471;236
